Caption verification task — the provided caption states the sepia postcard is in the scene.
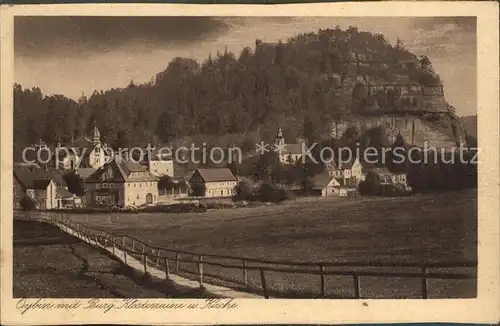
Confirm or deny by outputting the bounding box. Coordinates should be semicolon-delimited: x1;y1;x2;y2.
1;1;499;325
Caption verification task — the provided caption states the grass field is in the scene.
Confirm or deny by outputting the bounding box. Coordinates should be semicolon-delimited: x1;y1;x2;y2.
58;189;477;298
13;220;216;298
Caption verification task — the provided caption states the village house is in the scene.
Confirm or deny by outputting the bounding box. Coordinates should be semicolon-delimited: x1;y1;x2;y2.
289;171;356;198
326;157;365;186
142;149;174;177
85;158;159;207
274;128;304;164
325;162;344;179
373;168;411;188
309;172;342;197
13;165;75;209
189;168;237;198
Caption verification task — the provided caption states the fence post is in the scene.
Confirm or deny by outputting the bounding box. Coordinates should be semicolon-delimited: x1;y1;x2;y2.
353;274;361;299
123;236;126;248
260;268;269;299
132;239;135;252
176;252;180;271
164;258;170;280
143;254;147;274
198;255;204;288
421;267;428;299
319;264;326;297
156;250;161;268
112;236;115;255
243;259;248;287
124;250;127;264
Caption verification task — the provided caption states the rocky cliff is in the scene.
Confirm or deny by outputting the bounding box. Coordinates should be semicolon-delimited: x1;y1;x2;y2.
331;114;467;149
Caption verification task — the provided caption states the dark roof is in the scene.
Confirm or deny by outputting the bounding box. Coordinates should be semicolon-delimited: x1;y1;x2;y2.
75;168;97;180
311;172;334;190
193;168;237;182
56;187;74;198
44;169;67;187
68;136;102;158
120;160;147;174
14;166;64;189
32;179;52;190
14;166;38;188
334;177;345;186
281;143;303;155
86;158;159;183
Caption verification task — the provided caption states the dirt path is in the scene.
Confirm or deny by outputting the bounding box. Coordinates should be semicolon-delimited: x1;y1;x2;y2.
13;220;214;298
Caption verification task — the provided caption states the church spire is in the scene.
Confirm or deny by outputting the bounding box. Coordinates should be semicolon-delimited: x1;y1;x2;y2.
92;121;101;145
275;127;285;147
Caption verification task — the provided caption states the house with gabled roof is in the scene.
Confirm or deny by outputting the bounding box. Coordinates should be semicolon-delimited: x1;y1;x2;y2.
85;158;159;207
309;172;342;197
189;168;237;198
13;165;72;209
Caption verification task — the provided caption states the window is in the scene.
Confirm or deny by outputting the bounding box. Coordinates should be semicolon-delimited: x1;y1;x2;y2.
137;194;140;200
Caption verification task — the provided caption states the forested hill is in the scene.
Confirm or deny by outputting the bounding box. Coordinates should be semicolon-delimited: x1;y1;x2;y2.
14;26;452;158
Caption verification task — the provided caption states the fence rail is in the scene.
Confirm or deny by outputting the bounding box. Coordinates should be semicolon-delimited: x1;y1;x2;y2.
14;210;477;299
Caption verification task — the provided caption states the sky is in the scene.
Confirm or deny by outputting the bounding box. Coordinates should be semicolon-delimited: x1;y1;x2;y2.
14;16;476;116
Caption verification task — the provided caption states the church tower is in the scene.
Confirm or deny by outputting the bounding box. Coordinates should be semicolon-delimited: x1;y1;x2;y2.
92;122;101;146
274;127;285;147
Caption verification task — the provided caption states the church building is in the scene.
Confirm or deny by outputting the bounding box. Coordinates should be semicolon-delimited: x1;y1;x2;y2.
57;124;111;170
274;128;304;164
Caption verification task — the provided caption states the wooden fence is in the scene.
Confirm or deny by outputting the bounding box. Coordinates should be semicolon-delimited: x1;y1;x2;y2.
14;210;477;299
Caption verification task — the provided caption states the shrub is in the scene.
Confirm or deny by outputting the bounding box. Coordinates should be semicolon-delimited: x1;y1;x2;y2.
20;195;37;211
233;178;255;201
358;171;381;196
255;182;293;203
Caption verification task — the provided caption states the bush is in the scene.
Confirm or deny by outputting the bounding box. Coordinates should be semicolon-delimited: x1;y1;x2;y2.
20;195;37;211
358;171;381;196
233;178;255;201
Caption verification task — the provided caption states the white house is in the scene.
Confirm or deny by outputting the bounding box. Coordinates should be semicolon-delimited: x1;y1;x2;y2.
85;158;159;207
143;151;174;177
310;172;342;197
189;168;237;198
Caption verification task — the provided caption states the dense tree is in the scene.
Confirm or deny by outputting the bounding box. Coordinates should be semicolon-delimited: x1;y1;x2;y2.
63;171;85;196
358;171;381;196
20;195;37;211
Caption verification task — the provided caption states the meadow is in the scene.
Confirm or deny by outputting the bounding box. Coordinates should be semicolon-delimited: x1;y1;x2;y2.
59;190;478;298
